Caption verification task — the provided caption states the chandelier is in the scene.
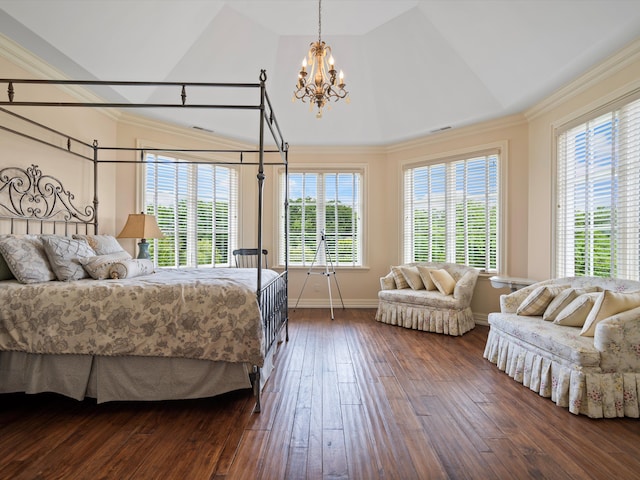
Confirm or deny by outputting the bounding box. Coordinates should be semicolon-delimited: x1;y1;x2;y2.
293;0;349;118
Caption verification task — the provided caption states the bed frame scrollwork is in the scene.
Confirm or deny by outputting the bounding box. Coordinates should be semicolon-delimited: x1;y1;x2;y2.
0;164;96;234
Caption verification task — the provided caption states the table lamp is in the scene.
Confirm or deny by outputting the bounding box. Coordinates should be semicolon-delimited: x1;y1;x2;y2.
117;212;164;259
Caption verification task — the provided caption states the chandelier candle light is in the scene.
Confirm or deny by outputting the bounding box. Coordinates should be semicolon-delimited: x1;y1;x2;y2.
294;0;349;118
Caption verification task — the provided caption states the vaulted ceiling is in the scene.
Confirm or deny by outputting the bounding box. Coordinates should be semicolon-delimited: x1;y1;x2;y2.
2;1;640;147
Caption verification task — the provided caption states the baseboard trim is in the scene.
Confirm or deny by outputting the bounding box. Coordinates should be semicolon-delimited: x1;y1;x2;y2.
288;299;379;309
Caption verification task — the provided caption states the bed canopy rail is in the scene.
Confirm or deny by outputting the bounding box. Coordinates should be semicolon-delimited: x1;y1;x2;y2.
0;70;289;275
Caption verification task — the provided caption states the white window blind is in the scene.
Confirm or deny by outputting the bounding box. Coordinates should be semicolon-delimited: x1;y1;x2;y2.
144;154;238;267
403;151;500;272
556;95;640;280
280;170;362;267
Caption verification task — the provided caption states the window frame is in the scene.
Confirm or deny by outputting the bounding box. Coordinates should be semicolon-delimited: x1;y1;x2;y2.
139;150;240;268
278;165;367;268
553;90;640;280
401;143;507;273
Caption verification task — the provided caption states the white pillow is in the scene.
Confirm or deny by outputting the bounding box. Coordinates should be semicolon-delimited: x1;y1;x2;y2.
429;269;456;295
42;235;96;281
80;251;133;280
554;292;602;327
543;287;600;321
0;235;56;283
109;259;155;279
516;285;568;316
580;290;640;337
399;265;424;290
416;266;437;291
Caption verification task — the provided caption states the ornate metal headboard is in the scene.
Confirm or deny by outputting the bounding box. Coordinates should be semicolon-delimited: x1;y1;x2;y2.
0;164;96;235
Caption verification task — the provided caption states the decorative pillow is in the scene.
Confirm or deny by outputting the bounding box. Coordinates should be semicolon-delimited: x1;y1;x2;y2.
416;266;436;291
0;235;56;283
380;271;396;290
554;292;602;327
399;265;424;290
543;287;600;321
390;265;409;289
72;234;124;255
516;285;568;316
429;269;456;296
109;259;155;279
0;252;14;280
80;251;133;280
580;290;640;337
42;235;96;281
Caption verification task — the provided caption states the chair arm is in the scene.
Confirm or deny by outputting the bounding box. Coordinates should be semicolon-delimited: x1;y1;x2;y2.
595;306;640;372
453;269;479;304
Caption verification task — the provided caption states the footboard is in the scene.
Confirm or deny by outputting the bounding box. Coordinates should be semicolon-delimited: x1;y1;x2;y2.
252;270;288;413
260;270;289;350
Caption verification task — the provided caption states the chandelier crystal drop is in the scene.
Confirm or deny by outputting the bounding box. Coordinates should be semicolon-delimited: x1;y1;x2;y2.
293;0;349;118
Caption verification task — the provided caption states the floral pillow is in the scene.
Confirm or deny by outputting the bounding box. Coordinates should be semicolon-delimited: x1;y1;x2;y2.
0;235;56;283
41;235;96;281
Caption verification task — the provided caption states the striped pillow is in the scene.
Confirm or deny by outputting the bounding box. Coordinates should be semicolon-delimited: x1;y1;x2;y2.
516;285;569;316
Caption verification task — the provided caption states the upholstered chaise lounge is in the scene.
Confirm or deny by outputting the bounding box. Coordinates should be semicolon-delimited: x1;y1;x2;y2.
484;276;640;418
376;262;479;336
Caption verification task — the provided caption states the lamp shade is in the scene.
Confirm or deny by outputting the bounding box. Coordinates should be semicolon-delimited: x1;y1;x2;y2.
117;213;164;240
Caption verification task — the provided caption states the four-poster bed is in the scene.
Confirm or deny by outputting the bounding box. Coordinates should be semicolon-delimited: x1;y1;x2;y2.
0;71;288;412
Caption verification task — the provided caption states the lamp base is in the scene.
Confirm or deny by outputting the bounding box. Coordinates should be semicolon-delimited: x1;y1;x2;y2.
137;239;150;259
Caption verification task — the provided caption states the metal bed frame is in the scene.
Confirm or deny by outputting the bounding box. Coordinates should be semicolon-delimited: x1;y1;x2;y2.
0;70;289;412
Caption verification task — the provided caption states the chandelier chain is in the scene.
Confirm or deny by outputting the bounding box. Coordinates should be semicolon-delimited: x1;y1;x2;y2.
318;0;322;43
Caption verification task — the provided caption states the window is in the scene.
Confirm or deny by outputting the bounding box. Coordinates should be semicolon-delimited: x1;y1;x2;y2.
144;153;238;267
281;170;363;267
403;150;500;272
556;95;640;280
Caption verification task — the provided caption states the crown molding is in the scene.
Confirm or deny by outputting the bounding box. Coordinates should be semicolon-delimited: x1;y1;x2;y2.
287;143;385;157
1;33;119;120
384;113;527;155
1;33;67;81
117;111;256;151
525;37;640;121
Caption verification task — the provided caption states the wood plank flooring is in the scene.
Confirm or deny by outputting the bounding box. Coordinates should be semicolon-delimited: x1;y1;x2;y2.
1;308;639;479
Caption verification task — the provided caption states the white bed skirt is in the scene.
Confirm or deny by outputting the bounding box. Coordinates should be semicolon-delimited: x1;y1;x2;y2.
483;328;640;418
375;300;476;336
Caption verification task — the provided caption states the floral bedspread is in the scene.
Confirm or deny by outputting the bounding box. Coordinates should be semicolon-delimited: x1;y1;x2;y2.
0;268;278;367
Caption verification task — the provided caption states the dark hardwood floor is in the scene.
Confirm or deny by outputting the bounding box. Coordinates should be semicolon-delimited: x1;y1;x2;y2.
1;308;639;479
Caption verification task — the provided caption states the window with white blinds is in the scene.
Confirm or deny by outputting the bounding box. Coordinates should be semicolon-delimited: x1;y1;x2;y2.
144;153;238;267
280;170;362;267
403;151;500;272
556;95;640;280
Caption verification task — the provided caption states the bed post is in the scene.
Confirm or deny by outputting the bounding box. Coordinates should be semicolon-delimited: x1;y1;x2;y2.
253;70;267;414
284;146;290;341
92;139;99;234
251;366;261;413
